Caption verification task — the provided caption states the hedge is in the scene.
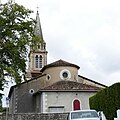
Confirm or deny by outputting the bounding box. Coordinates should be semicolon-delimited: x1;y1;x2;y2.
89;82;120;120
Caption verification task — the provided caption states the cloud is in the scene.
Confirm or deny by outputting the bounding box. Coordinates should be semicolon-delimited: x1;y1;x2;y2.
2;0;120;108
2;0;120;102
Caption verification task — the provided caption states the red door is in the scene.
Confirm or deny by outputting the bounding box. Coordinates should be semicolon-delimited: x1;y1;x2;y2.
73;99;80;110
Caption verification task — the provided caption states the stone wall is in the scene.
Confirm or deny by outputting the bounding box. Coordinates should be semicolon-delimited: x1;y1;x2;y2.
0;113;68;120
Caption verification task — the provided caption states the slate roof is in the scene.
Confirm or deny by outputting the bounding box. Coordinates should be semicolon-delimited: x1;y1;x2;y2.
40;59;80;72
38;80;101;92
34;10;44;42
78;75;107;88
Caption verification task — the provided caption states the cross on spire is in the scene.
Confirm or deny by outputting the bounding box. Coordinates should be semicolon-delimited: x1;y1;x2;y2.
37;6;39;12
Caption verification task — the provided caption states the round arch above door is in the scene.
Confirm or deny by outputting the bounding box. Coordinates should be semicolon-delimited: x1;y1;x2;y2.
73;99;81;110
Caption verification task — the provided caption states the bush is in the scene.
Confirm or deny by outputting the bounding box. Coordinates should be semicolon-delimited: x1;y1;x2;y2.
89;82;120;120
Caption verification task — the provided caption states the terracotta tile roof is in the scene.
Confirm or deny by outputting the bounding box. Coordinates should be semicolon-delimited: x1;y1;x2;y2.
31;70;42;78
31;70;41;74
40;59;80;72
40;80;101;91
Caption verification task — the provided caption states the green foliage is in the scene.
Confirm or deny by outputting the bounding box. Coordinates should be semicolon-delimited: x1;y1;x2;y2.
89;82;120;120
0;2;35;89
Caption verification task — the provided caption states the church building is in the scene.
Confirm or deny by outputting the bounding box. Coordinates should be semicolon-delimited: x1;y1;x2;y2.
8;11;106;114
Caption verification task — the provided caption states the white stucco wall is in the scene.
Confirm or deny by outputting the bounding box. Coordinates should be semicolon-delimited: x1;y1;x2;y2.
41;91;97;113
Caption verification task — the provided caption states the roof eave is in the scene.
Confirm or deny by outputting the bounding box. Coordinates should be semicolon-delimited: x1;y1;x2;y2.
78;75;107;87
33;89;100;95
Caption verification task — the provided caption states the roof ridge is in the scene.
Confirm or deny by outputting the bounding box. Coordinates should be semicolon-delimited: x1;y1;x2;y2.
40;59;80;72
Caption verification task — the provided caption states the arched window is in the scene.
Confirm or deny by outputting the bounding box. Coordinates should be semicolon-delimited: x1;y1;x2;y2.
43;43;46;50
39;55;42;68
73;99;80;111
35;55;38;68
38;45;40;49
35;55;43;68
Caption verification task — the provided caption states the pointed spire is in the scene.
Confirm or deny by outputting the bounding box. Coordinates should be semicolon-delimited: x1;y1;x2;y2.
26;9;48;80
34;10;44;42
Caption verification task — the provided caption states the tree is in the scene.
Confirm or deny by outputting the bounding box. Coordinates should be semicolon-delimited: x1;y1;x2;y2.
0;1;36;105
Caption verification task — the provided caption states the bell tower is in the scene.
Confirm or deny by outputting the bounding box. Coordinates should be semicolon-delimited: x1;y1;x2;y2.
26;10;48;79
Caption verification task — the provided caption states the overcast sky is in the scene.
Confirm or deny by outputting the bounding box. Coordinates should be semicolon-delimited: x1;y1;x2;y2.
2;0;120;105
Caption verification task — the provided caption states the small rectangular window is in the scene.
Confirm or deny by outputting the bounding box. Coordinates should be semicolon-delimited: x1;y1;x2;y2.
48;106;64;113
